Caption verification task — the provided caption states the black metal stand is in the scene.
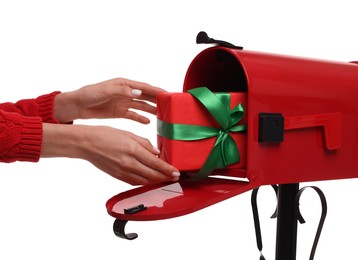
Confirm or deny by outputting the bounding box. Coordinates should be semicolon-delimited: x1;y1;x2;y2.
275;183;300;260
251;183;327;260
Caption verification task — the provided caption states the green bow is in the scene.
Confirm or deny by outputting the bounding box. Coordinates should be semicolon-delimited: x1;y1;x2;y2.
157;87;247;181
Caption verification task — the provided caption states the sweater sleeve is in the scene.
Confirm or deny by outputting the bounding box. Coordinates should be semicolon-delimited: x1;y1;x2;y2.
0;91;61;123
0;91;61;163
0;110;42;163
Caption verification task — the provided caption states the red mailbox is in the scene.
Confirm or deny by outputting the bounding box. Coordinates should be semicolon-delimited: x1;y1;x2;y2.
106;33;358;257
183;45;358;185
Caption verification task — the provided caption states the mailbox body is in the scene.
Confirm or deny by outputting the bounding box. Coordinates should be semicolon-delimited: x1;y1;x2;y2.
183;46;358;186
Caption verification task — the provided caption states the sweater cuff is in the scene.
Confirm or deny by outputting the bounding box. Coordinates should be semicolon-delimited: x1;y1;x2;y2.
0;113;43;163
17;116;43;162
35;91;61;123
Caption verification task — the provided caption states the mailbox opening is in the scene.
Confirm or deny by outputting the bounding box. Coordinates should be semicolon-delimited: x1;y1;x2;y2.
184;49;248;93
182;48;249;181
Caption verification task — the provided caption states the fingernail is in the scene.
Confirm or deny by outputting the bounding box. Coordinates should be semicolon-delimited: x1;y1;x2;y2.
153;146;161;154
172;171;180;177
131;89;142;96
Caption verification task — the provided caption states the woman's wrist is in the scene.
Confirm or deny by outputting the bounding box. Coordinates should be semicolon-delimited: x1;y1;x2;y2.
53;91;78;123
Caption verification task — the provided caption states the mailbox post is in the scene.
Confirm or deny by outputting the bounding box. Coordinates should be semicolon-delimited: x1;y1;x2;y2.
276;184;299;260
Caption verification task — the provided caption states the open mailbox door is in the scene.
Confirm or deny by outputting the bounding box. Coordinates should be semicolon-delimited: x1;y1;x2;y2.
106;178;255;221
106;33;358;243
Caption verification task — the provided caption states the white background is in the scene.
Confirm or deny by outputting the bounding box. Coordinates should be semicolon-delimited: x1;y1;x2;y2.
0;1;357;259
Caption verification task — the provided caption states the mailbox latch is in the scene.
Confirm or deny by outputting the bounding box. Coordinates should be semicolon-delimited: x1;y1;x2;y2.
258;113;284;143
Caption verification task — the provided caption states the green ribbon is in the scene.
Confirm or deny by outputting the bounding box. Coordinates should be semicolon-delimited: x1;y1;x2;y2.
157;87;247;181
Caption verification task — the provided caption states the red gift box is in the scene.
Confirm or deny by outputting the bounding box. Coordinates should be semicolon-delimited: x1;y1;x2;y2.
157;90;247;178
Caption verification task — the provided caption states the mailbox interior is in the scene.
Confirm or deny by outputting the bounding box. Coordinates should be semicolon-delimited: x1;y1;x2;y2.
183;48;250;180
183;48;248;93
183;47;251;182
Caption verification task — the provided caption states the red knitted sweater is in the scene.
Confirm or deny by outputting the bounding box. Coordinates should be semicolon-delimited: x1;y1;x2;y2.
0;92;61;163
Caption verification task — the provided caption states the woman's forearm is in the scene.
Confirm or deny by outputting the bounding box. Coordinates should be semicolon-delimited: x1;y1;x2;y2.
41;123;84;159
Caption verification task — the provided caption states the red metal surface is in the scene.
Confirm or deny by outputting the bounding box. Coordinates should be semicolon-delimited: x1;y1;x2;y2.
183;46;358;185
106;178;256;221
284;113;342;150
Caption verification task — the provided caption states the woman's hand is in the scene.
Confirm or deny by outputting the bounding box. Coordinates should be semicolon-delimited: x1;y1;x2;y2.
45;77;179;185
53;78;166;123
41;123;180;186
